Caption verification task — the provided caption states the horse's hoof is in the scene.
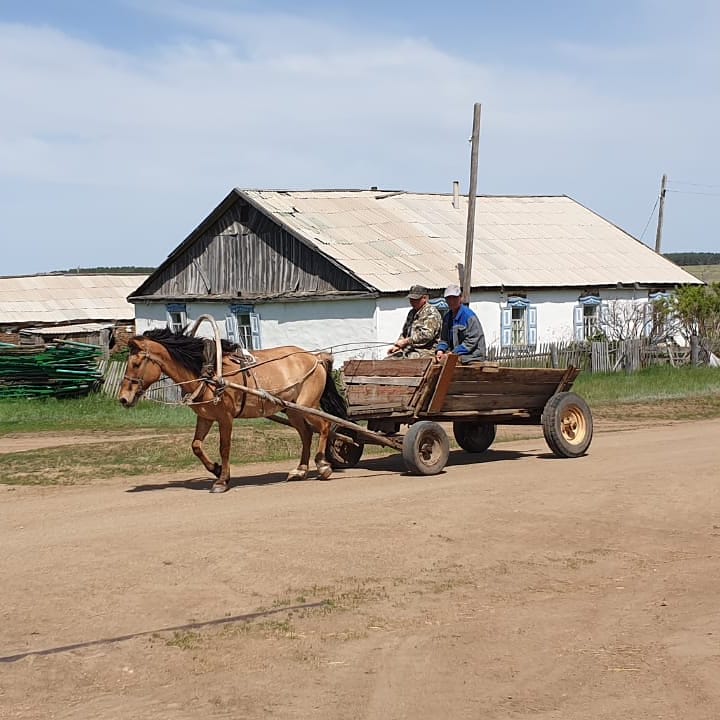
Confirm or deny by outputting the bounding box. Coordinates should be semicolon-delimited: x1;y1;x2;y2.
212;463;222;478
210;482;228;493
317;463;333;481
286;469;307;482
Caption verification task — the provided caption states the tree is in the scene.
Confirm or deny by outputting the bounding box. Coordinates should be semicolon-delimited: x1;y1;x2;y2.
658;283;720;353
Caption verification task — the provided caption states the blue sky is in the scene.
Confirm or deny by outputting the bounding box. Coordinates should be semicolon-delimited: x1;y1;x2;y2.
1;0;718;276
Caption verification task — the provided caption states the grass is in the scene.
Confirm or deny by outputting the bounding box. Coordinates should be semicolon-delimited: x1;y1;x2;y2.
1;366;719;486
682;264;720;283
0;394;196;435
574;365;720;404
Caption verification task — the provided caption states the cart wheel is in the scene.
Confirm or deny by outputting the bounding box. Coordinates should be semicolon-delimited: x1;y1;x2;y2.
452;422;496;453
326;429;364;469
402;421;449;475
542;392;593;458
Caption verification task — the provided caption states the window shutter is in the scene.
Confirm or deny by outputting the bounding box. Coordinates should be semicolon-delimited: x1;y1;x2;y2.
501;308;512;348
573;306;584;341
599;303;610;330
225;314;239;344
527;307;537;347
250;312;261;350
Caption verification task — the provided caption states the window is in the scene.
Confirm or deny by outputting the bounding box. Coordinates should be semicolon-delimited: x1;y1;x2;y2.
643;291;671;338
574;296;603;341
501;297;537;348
166;303;187;333
225;304;261;350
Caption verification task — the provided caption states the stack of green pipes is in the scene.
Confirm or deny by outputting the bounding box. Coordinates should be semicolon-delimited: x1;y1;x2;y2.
0;341;104;399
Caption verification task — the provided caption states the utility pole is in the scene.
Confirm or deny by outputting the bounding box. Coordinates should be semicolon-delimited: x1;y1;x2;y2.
654;173;667;254
463;103;482;304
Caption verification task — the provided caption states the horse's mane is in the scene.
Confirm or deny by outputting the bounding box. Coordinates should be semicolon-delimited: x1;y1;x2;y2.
134;328;238;376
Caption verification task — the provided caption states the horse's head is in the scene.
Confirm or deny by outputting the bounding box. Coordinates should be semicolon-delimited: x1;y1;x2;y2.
118;337;164;408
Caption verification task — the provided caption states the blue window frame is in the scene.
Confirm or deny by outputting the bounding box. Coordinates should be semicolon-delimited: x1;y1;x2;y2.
225;304;261;350
166;303;187;333
501;297;537;348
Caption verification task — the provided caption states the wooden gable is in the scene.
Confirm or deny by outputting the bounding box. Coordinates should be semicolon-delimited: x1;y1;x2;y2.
133;194;369;300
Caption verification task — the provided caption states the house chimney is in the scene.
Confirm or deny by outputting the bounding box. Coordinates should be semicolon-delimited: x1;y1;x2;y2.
452;181;460;209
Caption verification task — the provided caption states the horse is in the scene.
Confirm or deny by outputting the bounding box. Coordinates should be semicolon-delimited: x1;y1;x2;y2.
118;328;347;492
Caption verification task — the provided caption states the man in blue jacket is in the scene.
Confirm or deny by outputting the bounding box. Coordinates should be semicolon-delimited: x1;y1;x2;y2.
435;284;487;363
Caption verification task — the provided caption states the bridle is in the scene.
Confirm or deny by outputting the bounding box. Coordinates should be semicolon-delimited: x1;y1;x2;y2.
123;349;163;399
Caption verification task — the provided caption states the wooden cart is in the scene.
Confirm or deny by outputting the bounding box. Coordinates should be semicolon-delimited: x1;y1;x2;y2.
326;354;593;475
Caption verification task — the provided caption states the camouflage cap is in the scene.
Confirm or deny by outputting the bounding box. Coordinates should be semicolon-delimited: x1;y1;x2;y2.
407;285;429;299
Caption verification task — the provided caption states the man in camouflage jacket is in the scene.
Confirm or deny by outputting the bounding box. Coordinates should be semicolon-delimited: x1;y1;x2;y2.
387;285;442;358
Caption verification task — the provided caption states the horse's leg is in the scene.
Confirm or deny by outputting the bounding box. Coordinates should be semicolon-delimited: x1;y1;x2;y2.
285;409;313;481
209;418;233;493
192;416;222;479
305;416;333;480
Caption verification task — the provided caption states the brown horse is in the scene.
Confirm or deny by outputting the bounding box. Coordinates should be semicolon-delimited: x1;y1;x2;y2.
118;329;347;492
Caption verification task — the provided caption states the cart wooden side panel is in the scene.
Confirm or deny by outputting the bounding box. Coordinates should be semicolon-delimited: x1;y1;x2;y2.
425;364;580;416
343;358;434;415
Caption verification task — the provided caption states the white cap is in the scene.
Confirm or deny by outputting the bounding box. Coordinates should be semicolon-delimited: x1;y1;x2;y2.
444;284;462;297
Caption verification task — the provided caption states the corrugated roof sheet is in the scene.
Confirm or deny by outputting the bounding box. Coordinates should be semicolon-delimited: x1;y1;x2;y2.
0;275;146;324
243;191;699;291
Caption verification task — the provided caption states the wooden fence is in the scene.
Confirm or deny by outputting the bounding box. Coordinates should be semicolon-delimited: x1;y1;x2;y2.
97;338;699;402
97;359;182;403
487;339;691;373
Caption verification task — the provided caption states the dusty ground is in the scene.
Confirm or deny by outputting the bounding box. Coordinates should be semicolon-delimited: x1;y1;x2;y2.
1;418;720;719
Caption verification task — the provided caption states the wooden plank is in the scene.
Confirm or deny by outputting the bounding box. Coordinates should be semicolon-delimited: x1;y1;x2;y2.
344;375;423;387
342;358;431;379
347;405;411;418
440;392;554;413
423;409;536;420
451;365;574;384
426;354;459;413
345;384;415;407
410;363;442;414
448;380;559;395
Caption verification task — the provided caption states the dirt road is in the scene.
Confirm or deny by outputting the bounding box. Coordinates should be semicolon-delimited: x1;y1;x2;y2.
2;420;720;719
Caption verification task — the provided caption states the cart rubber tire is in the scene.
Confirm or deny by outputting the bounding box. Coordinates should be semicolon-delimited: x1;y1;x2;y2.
326;429;364;469
542;392;593;458
402;421;450;475
452;422;496;453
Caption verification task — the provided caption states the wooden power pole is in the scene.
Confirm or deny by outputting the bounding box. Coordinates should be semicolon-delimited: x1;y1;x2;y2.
463;103;482;304
654;173;667;254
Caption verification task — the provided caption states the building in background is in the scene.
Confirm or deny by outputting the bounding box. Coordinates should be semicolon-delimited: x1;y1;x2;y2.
0;274;147;356
129;189;699;360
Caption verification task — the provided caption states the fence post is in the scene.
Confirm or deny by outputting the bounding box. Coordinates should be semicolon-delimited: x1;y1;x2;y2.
550;344;559;368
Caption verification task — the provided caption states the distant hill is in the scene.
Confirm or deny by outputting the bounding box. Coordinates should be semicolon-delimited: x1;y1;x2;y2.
664;252;720;266
52;266;155;274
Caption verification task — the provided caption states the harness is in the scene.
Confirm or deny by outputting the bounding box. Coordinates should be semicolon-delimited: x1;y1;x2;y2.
122;350;164;400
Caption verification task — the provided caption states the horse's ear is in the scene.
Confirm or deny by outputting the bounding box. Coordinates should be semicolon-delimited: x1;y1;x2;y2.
128;337;142;353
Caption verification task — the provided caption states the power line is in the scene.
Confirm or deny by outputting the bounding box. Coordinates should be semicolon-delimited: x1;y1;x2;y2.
668;180;720;189
638;196;659;241
666;189;720;197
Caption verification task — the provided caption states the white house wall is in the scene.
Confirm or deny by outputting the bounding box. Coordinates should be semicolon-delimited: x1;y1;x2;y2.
133;287;660;362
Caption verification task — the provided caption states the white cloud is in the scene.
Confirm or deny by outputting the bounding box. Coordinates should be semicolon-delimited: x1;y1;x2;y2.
0;3;718;274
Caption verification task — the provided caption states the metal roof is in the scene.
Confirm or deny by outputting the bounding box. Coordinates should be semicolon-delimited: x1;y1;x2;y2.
0;275;147;324
242;190;699;291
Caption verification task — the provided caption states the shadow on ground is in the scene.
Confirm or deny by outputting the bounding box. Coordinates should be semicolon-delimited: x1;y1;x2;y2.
127;447;536;493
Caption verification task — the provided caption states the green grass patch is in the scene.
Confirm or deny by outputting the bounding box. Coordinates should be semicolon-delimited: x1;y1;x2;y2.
574;365;720;405
0;394;196;435
682;264;720;283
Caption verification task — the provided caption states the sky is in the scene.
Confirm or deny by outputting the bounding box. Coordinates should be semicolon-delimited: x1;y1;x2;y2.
1;0;718;276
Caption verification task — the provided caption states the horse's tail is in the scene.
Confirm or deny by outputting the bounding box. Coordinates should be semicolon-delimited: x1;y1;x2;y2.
317;352;348;420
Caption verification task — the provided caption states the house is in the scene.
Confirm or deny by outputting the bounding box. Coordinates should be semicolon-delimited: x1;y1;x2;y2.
0;274;148;354
129;189;700;360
